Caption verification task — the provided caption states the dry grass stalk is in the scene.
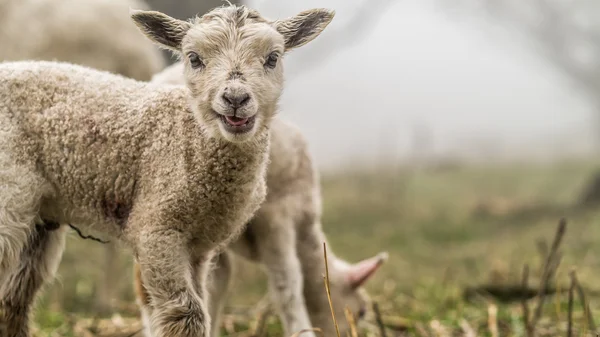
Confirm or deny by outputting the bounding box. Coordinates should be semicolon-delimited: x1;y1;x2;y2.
571;269;596;333
531;218;567;329
521;264;532;337
567;269;575;337
343;307;359;337
487;303;499;337
372;302;387;337
323;242;342;337
459;319;476;337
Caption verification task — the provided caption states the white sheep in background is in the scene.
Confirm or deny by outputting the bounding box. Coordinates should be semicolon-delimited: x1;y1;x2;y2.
134;62;388;337
0;0;165;81
0;4;334;337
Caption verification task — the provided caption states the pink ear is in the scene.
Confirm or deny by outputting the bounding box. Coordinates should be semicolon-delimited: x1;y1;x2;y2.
345;252;389;289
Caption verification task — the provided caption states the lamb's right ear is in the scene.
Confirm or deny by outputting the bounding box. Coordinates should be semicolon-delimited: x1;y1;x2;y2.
130;9;192;51
274;8;335;51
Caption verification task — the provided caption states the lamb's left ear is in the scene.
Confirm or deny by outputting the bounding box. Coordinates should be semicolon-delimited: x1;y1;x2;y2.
345;252;388;289
274;8;335;51
130;9;193;51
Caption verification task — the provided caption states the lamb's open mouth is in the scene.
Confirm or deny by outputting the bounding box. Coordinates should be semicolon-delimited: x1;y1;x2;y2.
218;113;256;134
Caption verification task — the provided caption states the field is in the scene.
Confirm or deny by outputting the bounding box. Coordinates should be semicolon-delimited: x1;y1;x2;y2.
30;160;600;337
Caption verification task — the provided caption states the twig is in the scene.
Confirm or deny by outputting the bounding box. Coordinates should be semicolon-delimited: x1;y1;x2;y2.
68;224;110;244
567;269;575;337
343;307;359;337
521;264;532;337
571;269;596;332
531;218;567;327
372;302;387;337
323;242;341;337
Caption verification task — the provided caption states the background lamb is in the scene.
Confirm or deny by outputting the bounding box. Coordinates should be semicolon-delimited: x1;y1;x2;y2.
0;0;165;81
0;5;333;337
133;61;388;337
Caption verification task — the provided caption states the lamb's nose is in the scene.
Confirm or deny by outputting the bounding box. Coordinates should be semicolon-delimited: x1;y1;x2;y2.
222;92;250;109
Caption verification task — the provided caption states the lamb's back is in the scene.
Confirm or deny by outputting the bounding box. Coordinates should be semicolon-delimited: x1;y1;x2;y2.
0;61;190;226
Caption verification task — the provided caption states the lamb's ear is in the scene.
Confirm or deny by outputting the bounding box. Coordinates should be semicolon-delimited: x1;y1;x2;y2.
274;8;335;51
130;9;192;51
344;252;388;289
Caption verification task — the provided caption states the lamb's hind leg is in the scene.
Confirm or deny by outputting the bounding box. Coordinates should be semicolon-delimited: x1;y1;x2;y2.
207;251;234;337
0;222;67;337
252;214;314;337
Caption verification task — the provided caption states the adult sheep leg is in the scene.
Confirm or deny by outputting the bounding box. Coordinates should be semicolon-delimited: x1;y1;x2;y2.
0;223;67;337
253;215;315;337
134;227;212;337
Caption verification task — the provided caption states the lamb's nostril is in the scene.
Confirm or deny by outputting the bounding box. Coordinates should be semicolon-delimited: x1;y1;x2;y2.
239;94;250;107
222;93;233;106
223;92;250;109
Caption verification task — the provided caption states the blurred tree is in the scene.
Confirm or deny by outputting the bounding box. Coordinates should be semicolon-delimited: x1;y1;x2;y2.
436;0;600;207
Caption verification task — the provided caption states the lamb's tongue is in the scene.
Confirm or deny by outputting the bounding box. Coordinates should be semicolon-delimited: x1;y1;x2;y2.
225;116;248;126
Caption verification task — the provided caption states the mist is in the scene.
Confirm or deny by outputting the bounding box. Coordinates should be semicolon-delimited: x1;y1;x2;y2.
246;0;595;170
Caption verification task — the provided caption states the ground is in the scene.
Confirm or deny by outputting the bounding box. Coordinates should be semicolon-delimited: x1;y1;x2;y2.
30;160;600;336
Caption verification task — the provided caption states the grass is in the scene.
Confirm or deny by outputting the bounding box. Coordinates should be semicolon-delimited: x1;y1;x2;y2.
28;159;600;336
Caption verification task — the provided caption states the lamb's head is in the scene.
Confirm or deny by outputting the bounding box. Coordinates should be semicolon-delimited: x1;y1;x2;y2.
311;252;388;336
131;5;334;143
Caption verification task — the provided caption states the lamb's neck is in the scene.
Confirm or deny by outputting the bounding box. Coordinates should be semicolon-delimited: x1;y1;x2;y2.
205;133;269;166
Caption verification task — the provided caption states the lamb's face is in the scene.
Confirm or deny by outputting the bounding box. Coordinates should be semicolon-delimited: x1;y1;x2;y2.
180;8;284;143
131;5;335;143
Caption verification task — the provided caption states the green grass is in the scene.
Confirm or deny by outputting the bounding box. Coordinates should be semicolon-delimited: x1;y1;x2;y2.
29;160;600;336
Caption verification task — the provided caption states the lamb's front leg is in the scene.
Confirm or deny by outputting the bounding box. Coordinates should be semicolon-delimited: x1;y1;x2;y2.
135;227;211;337
254;218;315;337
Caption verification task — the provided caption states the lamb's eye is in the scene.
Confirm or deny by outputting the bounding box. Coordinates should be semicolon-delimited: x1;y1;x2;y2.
264;52;279;69
188;52;204;69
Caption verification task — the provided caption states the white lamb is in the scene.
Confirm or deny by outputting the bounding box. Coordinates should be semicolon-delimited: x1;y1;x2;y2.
0;0;165;81
133;62;389;337
0;4;334;337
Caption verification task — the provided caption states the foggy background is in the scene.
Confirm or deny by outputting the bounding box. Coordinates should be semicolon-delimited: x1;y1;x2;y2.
150;0;598;170
5;0;600;335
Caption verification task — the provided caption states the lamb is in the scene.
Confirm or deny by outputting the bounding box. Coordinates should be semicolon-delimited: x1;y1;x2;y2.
0;5;334;337
0;0;165;81
133;62;388;337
